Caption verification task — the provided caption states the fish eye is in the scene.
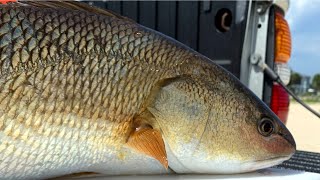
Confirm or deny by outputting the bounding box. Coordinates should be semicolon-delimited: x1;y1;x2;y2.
258;118;274;136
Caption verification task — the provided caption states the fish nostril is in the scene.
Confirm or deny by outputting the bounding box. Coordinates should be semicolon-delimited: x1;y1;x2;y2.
279;132;296;150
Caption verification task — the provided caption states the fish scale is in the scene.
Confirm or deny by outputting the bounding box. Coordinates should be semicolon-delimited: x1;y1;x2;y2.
0;3;187;179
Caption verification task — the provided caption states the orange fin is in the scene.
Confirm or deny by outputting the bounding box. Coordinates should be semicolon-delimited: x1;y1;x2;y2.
0;0;16;4
126;126;168;169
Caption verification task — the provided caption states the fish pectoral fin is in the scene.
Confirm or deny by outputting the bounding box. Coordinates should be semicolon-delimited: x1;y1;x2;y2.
126;125;168;169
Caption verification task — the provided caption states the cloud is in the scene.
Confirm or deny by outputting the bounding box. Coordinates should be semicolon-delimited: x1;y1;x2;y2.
286;0;320;29
286;0;306;26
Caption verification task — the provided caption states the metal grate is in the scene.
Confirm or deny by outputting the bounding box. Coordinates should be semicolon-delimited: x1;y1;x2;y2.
275;150;320;174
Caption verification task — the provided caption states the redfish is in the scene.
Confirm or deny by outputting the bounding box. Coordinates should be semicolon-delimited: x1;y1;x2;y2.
0;1;295;179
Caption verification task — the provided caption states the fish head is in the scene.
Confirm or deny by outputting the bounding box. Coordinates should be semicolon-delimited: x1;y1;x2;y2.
148;59;295;174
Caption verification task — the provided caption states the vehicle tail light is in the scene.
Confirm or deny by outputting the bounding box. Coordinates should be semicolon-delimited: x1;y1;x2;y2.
271;84;289;124
274;62;291;85
270;10;291;124
275;11;291;63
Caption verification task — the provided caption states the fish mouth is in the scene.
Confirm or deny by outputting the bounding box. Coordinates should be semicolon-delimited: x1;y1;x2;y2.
246;155;292;171
254;155;292;163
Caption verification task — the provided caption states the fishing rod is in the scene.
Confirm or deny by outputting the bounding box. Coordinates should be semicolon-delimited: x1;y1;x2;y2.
261;63;320;119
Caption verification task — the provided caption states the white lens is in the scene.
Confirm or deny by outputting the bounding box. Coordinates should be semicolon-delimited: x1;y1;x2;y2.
274;62;291;85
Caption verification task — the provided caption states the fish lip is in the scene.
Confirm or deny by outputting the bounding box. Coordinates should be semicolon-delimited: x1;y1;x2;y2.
246;156;292;172
253;155;291;163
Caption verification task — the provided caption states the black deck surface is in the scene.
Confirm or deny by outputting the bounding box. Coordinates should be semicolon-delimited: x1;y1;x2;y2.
275;150;320;174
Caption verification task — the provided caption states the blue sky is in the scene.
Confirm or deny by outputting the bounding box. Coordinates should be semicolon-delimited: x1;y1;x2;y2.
286;0;320;78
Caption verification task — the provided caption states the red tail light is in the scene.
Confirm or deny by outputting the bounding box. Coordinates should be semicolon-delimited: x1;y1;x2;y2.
271;84;289;124
270;10;291;124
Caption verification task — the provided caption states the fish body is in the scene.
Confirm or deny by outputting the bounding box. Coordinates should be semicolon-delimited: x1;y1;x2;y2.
0;2;295;179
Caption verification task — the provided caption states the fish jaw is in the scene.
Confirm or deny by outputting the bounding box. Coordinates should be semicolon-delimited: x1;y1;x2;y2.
162;123;296;174
244;156;292;172
161;112;296;174
165;139;293;174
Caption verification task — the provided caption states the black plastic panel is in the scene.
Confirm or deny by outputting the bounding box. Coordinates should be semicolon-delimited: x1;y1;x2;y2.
176;1;199;50
198;1;247;77
122;1;138;22
263;5;276;106
106;1;121;14
157;1;177;38
139;2;156;29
